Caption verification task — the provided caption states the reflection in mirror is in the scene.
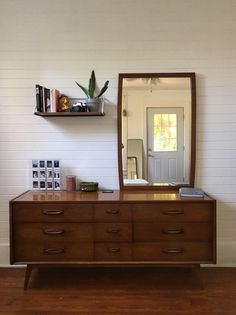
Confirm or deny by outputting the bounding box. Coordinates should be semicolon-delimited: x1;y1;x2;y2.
127;157;138;179
127;139;143;178
118;73;196;190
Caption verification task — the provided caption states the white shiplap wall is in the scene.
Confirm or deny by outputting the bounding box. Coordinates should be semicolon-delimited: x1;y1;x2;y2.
1;0;236;266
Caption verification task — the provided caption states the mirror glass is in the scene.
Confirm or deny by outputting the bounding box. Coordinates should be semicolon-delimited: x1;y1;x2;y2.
118;73;196;190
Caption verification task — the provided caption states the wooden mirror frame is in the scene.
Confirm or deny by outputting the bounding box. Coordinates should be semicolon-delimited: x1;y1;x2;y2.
117;72;196;191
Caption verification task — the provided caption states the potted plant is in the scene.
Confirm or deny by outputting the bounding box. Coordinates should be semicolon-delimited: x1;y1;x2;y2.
75;70;109;112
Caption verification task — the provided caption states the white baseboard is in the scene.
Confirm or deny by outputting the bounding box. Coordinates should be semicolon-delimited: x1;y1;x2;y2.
0;243;10;266
0;242;236;267
216;240;236;267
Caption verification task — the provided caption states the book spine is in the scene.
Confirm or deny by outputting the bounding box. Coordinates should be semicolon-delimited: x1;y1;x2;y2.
51;89;56;112
35;84;41;112
45;88;51;112
42;87;46;112
38;85;44;112
51;89;60;112
50;89;53;112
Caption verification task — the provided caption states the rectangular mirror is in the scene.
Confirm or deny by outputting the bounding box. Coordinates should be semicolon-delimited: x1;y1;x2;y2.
117;73;196;190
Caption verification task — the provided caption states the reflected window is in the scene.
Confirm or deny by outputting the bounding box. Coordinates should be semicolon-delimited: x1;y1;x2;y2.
153;114;177;152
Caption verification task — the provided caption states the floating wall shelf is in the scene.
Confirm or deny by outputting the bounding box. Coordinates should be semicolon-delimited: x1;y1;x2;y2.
34;112;105;117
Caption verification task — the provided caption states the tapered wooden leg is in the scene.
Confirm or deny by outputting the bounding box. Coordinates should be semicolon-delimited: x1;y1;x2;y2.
24;264;34;290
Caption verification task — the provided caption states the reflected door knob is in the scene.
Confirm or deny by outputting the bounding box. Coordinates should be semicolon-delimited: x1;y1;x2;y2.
148;154;154;157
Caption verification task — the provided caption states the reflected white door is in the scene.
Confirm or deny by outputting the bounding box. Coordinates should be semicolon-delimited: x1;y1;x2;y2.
147;107;184;184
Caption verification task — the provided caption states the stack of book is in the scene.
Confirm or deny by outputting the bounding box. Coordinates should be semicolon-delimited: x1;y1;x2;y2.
35;84;60;113
179;187;204;198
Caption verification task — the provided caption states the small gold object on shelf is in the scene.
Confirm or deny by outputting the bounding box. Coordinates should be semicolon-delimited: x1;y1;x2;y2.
58;95;70;112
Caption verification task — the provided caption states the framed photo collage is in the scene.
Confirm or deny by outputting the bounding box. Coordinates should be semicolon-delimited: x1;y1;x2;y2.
32;160;60;190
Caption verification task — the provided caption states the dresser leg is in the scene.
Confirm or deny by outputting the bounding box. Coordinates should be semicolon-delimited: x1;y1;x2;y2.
24;264;34;290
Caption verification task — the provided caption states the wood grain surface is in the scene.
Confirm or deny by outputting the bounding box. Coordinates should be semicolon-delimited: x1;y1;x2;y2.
11;190;214;203
0;267;236;314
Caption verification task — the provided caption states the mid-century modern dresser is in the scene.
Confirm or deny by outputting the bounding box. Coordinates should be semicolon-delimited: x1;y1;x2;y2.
10;190;216;288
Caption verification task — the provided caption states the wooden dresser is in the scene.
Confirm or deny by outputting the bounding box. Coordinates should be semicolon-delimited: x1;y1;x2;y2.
10;190;216;288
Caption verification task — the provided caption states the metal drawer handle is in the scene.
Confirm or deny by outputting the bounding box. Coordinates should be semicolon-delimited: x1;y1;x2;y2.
162;247;184;254
44;248;65;254
107;228;120;234
108;247;120;253
162;228;184;235
106;209;120;215
43;228;64;235
162;209;184;215
42;210;64;215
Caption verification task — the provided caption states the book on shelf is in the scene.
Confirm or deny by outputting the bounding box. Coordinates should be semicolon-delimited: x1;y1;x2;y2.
35;84;60;113
44;87;51;112
35;84;41;112
50;88;60;112
35;84;44;112
179;187;204;198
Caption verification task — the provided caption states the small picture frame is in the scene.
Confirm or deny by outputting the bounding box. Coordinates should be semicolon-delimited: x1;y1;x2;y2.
54;160;60;168
54;180;60;190
39;160;45;168
47;180;53;190
47;169;53;179
32;181;39;189
39;170;46;178
32;170;38;178
47;160;53;168
32;160;38;168
54;170;60;179
39;180;46;190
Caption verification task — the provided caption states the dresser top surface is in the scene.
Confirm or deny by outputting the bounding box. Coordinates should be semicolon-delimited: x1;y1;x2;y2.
11;190;215;203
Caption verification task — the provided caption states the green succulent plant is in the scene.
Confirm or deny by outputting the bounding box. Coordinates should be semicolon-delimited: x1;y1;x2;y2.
75;70;109;99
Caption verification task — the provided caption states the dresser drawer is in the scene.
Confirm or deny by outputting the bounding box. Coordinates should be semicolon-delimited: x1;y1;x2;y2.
133;242;213;262
134;222;212;242
94;204;132;222
13;241;93;262
13;222;94;262
133;203;213;222
14;223;93;242
95;223;132;242
95;243;132;261
12;203;93;222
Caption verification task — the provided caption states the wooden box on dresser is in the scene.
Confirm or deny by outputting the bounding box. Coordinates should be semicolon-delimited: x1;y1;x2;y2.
10;190;216;289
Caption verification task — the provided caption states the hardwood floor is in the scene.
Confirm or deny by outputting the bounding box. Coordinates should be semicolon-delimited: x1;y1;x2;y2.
0;267;236;314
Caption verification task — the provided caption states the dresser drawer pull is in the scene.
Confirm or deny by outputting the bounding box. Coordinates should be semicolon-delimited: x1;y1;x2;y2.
43;228;64;235
44;248;65;254
42;210;64;215
107;228;120;234
162;247;184;254
162;228;184;235
162;209;184;215
107;247;120;253
106;209;120;215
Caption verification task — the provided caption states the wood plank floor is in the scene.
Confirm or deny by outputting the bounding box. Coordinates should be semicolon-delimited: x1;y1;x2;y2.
0;267;236;314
